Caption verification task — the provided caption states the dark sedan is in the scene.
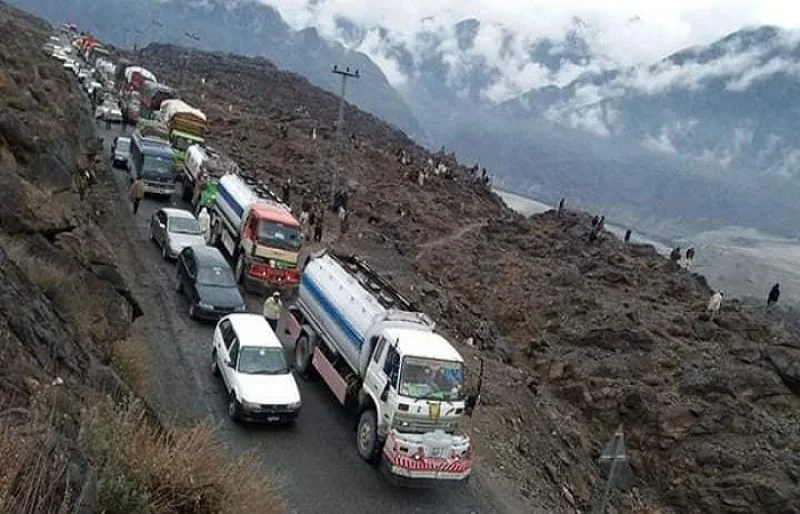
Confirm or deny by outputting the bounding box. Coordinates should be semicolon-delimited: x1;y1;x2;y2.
175;245;247;321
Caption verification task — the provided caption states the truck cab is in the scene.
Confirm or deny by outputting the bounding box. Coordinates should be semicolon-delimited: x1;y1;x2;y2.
233;205;303;291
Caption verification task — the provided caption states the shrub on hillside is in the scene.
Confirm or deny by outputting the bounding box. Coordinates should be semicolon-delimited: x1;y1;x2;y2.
80;397;283;514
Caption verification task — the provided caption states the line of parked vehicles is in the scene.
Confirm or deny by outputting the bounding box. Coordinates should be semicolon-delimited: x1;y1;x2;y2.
54;25;483;485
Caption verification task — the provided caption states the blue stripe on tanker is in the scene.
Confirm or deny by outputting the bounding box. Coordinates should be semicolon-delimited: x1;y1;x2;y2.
301;274;364;350
216;183;244;219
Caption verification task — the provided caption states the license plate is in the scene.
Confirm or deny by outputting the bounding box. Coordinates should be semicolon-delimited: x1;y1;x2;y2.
267;416;279;422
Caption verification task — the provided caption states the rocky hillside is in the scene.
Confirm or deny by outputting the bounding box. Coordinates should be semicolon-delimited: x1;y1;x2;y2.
0;2;141;509
0;4;279;513
136;43;800;514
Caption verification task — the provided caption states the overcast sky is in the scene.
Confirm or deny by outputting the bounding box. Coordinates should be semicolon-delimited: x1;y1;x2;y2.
261;0;800;99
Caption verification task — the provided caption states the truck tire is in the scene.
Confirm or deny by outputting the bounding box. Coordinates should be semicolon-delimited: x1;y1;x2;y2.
356;409;381;464
181;180;192;202
235;254;245;284
294;334;313;380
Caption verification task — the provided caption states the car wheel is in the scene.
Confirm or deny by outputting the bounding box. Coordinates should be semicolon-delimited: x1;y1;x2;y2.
211;350;221;378
148;224;154;241
228;392;241;422
356;409;380;463
175;273;183;293
188;301;197;319
294;334;313;380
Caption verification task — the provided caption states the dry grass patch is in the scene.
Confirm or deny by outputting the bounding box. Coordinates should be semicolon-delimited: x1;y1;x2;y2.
81;397;283;514
111;322;153;398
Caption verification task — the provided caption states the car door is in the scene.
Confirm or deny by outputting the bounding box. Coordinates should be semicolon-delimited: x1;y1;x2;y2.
225;338;241;395
158;211;169;247
215;319;235;388
183;249;197;299
378;344;401;425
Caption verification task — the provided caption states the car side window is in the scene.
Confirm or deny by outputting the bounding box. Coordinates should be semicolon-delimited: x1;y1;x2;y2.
383;345;400;389
372;336;386;364
157;211;167;225
229;338;240;366
219;319;234;348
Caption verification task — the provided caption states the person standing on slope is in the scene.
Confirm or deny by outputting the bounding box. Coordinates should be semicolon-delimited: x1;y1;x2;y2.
707;290;723;320
197;207;211;244
767;283;780;309
262;291;282;331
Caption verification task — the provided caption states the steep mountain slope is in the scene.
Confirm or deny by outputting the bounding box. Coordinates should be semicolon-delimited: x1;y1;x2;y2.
135;41;800;514
0;4;281;512
7;0;424;141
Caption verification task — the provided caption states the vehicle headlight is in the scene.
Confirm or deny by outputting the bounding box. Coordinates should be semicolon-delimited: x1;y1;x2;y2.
235;304;247;312
197;301;213;310
241;400;260;411
288;401;302;410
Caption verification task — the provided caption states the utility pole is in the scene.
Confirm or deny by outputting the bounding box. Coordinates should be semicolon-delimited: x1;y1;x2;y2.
330;65;359;206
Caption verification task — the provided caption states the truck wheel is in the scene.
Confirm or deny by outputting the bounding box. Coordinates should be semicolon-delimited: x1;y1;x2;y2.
235;255;245;284
294;335;313;380
181;181;192;202
356;409;381;464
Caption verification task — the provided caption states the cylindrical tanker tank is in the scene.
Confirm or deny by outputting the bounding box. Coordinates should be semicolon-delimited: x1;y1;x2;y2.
297;253;390;374
214;174;262;230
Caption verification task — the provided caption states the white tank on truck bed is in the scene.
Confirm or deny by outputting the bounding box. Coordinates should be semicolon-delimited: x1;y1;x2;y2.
298;253;435;375
185;145;240;183
215;174;290;230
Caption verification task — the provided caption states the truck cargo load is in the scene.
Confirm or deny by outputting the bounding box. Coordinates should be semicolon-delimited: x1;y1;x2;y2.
159;99;207;137
140;81;177;114
285;251;475;483
124;66;156;85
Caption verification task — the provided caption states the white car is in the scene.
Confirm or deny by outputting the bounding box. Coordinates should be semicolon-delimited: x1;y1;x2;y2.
149;208;207;260
211;314;302;424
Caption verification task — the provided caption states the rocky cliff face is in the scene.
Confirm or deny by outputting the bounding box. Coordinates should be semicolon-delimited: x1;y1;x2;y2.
137;43;800;513
0;3;141;509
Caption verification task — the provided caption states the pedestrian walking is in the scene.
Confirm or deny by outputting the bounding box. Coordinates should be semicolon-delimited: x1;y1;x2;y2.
262;291;282;331
129;177;145;214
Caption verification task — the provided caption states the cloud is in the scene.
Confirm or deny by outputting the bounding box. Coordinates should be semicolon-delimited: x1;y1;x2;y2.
259;0;800;102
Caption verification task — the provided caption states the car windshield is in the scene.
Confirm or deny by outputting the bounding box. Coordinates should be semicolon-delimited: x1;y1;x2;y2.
399;357;464;402
142;155;173;177
257;221;302;250
197;265;236;287
237;346;289;375
168;216;202;235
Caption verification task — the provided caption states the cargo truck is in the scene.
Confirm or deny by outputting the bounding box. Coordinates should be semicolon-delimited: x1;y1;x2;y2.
181;144;240;209
159;99;208;166
208;174;303;294
139;81;177;121
285;251;478;483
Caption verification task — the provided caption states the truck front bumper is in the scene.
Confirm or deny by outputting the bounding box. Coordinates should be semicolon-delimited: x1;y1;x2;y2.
380;436;472;484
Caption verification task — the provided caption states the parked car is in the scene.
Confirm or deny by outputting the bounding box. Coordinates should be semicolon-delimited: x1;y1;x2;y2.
211;313;302;424
175;245;246;321
111;136;131;169
149;208;207;260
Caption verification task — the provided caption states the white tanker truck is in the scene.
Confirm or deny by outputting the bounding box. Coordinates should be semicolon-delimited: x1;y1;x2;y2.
284;250;481;483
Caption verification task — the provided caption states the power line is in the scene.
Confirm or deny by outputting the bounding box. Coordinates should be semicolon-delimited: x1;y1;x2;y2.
330;64;359;206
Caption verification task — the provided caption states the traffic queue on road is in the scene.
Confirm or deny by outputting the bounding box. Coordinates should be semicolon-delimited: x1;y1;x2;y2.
53;24;481;485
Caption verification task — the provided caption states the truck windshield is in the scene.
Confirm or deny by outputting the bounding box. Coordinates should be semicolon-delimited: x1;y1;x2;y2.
399;357;464;402
257;221;302;250
142;155;173;178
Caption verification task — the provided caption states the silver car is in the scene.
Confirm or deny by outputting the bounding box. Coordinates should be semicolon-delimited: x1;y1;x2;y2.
111;136;130;169
149;208;207;261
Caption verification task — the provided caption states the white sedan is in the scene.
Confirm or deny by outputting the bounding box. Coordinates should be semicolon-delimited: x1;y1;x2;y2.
149;208;207;260
211;314;302;424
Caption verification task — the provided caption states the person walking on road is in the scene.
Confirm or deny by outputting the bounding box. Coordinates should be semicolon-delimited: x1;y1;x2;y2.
129;178;145;215
197;207;211;244
767;283;780;309
262;291;282;331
